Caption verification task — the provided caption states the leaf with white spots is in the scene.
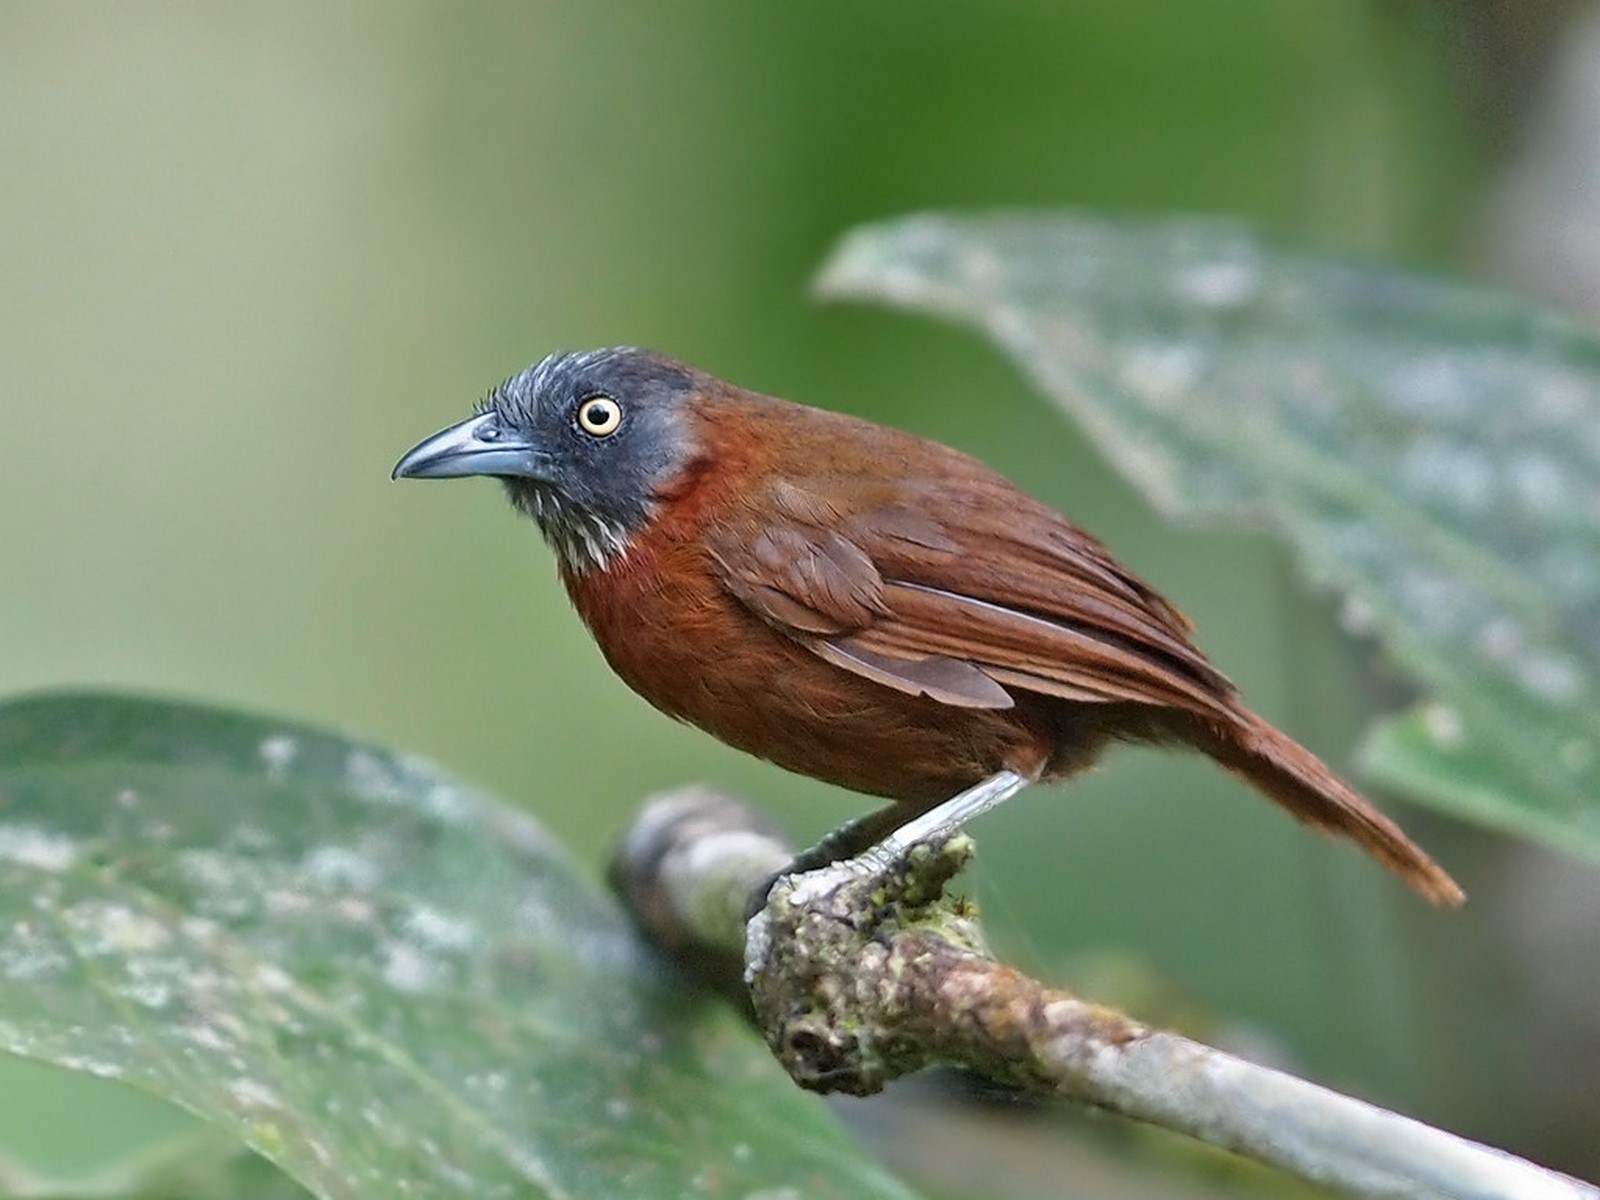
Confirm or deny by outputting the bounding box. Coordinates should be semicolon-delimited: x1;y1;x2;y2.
818;212;1600;863
0;692;920;1200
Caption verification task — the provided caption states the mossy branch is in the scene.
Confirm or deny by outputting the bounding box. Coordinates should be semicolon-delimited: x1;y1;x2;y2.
610;787;1599;1200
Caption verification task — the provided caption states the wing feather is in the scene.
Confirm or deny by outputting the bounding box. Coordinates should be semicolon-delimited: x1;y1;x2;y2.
710;478;1235;718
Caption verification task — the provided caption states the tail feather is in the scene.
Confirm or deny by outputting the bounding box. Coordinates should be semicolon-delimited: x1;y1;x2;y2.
1184;708;1464;908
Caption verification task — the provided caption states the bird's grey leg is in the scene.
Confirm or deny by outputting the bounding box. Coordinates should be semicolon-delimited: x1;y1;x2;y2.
747;770;1034;920
784;802;907;876
850;769;1031;873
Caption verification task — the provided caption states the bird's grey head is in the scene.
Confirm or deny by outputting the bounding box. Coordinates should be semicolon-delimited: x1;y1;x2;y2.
393;347;702;571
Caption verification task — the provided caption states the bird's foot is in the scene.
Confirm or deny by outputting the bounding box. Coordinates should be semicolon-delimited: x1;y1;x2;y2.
866;768;1031;864
743;831;984;998
743;770;1031;923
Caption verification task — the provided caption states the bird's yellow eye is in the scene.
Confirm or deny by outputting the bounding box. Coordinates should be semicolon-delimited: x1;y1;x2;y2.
576;395;623;437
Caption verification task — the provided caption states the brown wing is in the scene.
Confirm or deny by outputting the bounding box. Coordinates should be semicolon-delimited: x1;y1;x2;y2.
713;522;1015;708
709;475;1236;718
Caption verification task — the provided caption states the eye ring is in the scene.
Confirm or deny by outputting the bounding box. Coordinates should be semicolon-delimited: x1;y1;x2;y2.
576;395;623;437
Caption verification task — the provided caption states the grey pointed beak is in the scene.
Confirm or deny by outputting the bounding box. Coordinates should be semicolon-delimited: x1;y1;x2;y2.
392;412;553;481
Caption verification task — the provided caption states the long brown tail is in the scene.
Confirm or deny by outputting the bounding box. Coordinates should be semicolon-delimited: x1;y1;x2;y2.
1181;708;1464;907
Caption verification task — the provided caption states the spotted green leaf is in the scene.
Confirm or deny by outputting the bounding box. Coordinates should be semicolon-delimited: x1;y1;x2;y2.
0;692;919;1200
817;213;1600;862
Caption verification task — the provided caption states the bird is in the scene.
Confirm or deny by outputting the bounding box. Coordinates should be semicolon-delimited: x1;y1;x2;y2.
393;347;1463;907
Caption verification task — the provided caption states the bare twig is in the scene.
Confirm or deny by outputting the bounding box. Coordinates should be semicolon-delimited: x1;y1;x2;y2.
609;787;1599;1200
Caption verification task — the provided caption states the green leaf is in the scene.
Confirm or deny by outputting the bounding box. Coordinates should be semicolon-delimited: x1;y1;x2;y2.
817;212;1600;862
0;1127;310;1199
1359;706;1599;856
0;692;919;1200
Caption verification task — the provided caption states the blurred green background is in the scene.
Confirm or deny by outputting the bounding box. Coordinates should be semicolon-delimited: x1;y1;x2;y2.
4;2;1593;1194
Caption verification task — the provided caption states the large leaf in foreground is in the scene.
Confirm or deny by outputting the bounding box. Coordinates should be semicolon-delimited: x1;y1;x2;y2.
818;213;1600;861
0;1128;311;1199
0;692;917;1200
